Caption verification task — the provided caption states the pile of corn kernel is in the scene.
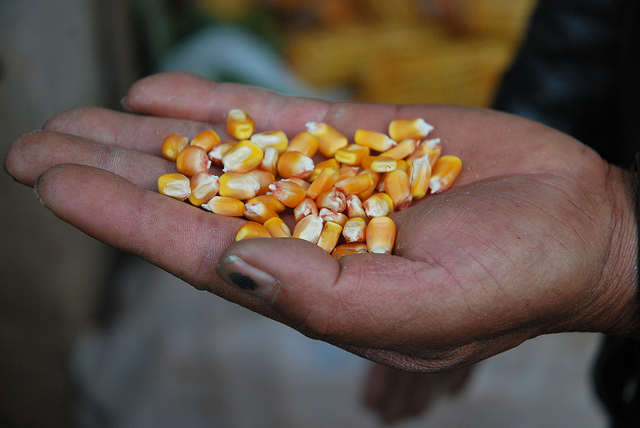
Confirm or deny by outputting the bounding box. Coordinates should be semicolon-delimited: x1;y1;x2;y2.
157;109;461;258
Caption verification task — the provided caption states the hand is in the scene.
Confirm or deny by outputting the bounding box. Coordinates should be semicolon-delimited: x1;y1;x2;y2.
5;72;638;372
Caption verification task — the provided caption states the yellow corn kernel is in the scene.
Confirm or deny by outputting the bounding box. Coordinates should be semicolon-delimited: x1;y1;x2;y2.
334;144;370;166
209;141;236;167
292;214;323;244
337;166;359;181
188;172;220;206
190;130;221;152
259;147;280;176
222;140;264;173
342;217;367;243
317;221;343;253
286;131;319;158
263;217;291;238
244;201;279;224
246;194;286;213
309;158;340;182
395;159;410;175
160;134;189;161
430;155;462;194
335;173;373;195
305;122;348;157
355;170;380;200
361;155;397;173
176;145;211;177
282;177;310;189
354;129;397;152
277;151;315;179
363;193;394;218
407;138;442;166
345;194;369;220
380;139;418;160
226;109;254;140
388;118;434;142
269;180;308;208
246;169;275;196
306;167;339;199
203;196;245;217
316;188;347;213
158;173;191;201
332;243;368;258
235;221;271;241
409;156;432;200
219;172;261;199
294;198;318;222
318;208;348;226
384;169;412;211
366;216;396;254
250;130;288;152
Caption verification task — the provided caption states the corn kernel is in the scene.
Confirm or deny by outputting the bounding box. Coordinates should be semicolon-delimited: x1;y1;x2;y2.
335;173;373;195
269;180;307;208
294;198;318;222
244;201;279;224
263;217;291;238
409;156;431;200
292;214;323;244
316;188;347;213
354;129;397;152
246;194;286;213
334;144;370;166
318;208;348;226
235;221;270;241
407;138;442;166
345;194;369;220
388;118;433;142
309;158;340;181
250;130;288;152
222;140;264;173
332;243;368;258
188;172;220;206
190;130;220;152
366;216;396;254
219;172;261;199
286;131;319;157
337;166;359;181
203;196;245;217
161;134;189;161
158;173;191;201
317;221;343;253
226;109;254;140
277;151;315;179
306;167;339;199
176;145;211;177
430;155;462;194
384;169;412;211
380;139;418;160
246;169;275;196
355;170;380;201
363;193;394;218
209;141;236;166
305;122;348;157
342;217;367;243
361;155;397;173
259;147;280;176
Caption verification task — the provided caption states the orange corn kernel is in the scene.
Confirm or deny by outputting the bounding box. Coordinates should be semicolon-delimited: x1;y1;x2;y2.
226;109;254;140
355;170;380;201
334;144;370;166
203;196;245;217
277;151;315;179
309;158;340;181
361;155;397;173
337;166;359;181
250;130;288;152
176;145;211;177
335;173;373;195
384;169;412;211
246;194;286;213
388;118;433;142
294;198;318;222
244;201;279;224
354;129;397;152
208;141;236;166
292;214;324;244
269;180;308;208
316;188;347;213
188;172;220;206
246;169;275;196
332;243;368;258
222;140;264;173
409;156;432;200
317;221;343;253
259;147;280;176
342;217;367;243
305;122;348;157
345;194;368;220
318;208;348;226
286;131;319;158
263;217;291;237
190;130;221;152
219;172;261;199
366;216;396;254
161;134;189;161
362;193;394;218
235;221;271;241
407;138;442;165
430;155;462;194
158;173;191;201
380;139;418;160
306;167;339;199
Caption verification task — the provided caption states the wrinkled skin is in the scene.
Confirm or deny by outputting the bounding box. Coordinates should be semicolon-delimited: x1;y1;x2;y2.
5;73;638;375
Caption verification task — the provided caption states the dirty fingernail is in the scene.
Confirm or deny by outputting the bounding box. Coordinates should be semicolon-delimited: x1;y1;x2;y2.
216;254;279;301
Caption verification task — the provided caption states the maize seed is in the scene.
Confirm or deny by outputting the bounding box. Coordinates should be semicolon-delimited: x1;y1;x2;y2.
176;145;211;177
316;188;347;213
209;141;236;166
335;173;373;195
277;151;314;179
235;221;270;241
363;193;393;218
263;217;291;237
430;155;462;194
342;217;367;243
222;140;264;173
219;172;261;199
158;173;191;201
286;131;319;157
388;118;433;142
345;194;368;220
203;196;245;217
317;221;343;253
190;130;220;152
161;134;189;161
334;144;370;166
188;172;220;206
407;138;442;165
269;180;307;208
384;169;412;211
294;197;319;222
246;169;275;196
366;216;396;254
250;130;288;152
331;243;368;258
246;194;286;213
226;109;254;140
292;214;323;244
259;147;280;176
244;201;279;224
409;156;431;200
306;122;348;157
306;167;339;199
318;208;348;226
361;155;397;173
354;129;397;152
381;139;418;160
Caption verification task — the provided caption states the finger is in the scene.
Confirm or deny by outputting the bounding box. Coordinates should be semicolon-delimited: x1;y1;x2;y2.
5;130;175;188
34;164;281;319
43;107;228;154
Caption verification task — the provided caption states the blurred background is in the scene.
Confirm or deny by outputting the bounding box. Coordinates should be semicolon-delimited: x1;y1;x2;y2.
1;0;608;427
